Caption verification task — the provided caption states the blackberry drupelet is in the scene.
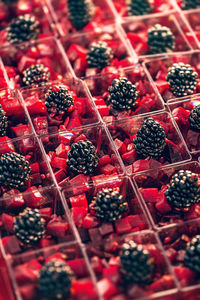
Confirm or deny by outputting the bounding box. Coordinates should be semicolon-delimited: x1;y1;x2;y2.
147;24;175;54
0;152;31;189
0;104;7;137
133;117;166;159
185;235;200;273
22;64;50;86
189;104;200;132
181;0;200;10
87;41;114;69
2;0;17;3
120;240;154;283
45;85;74;116
13;208;45;245
165;170;200;210
127;0;152;16
38;259;74;299
68;0;94;30
67;139;99;175
7;14;39;45
108;77;139;111
92;188;128;222
166;63;198;97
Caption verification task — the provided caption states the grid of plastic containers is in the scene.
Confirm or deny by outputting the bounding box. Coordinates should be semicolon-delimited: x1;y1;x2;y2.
0;0;200;299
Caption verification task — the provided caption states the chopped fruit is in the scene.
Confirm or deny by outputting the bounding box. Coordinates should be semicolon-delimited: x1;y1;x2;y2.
68;0;94;30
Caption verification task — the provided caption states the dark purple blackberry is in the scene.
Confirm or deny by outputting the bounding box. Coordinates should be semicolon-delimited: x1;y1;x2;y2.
0;104;7;137
67;139;99;175
165;170;200;210
22;64;50;86
92;188;128;222
7;14;39;45
127;0;152;16
68;0;94;30
120;240;154;283
189;104;200;132
2;0;17;3
38;259;73;299
166;63;198;97
13;208;45;245
185;235;200;273
108;77;139;111
182;0;200;9
87;41;114;70
0;152;31;189
147;24;175;54
133;117;166;159
45;85;74;116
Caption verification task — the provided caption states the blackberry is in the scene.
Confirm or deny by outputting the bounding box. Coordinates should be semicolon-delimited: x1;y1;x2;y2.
108;77;139;111
147;24;175;54
92;188;128;222
120;240;154;283
45;85;74;116
182;0;200;10
67;139;99;175
165;170;200;210
87;41;114;70
0;104;7;137
7;14;39;45
2;0;17;3
133;117;166;159
189;104;200;132
68;0;94;30
0;152;31;189
38;259;74;299
127;0;152;16
185;235;200;273
22;64;50;86
166;63;198;97
13;208;45;245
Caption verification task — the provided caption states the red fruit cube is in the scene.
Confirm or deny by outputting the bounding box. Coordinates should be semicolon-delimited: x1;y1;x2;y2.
71;207;87;227
54;169;66;183
2;236;21;254
174;266;195;286
1;97;24;117
127;215;146;230
69;174;90;194
99;164;117;175
25;95;47;115
67;117;82;130
122;149;137;165
19;284;36;300
30;163;40;174
46;221;69;237
98;155;111;167
132;159;150;173
18;56;36;73
67;258;88;277
14;266;37;285
69;193;88;211
51;157;67;169
91;256;103;274
67;44;87;62
4;191;24;209
155;80;170;94
33;116;48;136
73;279;98;300
103;265;121;285
99;223;114;236
11;124;32;137
96;105;109;117
2;213;14;233
82;214;100;229
97;278;119;299
115;217;132;234
39;208;52;221
114;139;126;154
23;187;45;207
141;188;160;203
155;193;172;213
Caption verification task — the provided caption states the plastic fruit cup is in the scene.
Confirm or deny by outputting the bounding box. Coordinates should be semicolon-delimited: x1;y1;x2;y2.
184;9;200;48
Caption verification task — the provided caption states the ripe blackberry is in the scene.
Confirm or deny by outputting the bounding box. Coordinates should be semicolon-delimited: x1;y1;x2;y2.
68;0;94;30
7;14;39;45
127;0;152;16
92;188;128;222
13;208;45;245
87;41;114;70
0;152;31;189
120;240;154;283
133;117;166;159
22;64;50;86
2;0;17;3
0;104;7;137
166;63;198;97
45;85;74;116
108;77;139;111
182;0;200;10
67;139;99;175
189;104;200;132
147;24;175;54
185;235;200;273
165;170;200;210
38;259;74;299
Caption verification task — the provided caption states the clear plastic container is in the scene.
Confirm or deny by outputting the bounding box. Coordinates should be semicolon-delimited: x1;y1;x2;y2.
144;50;200;102
62;176;150;244
62;24;135;78
0;186;77;256
19;78;100;136
107;111;191;175
183;8;200;48
0;37;73;89
167;95;200;154
120;12;193;60
84;65;165;123
133;161;200;229
46;0;115;36
39;124;125;188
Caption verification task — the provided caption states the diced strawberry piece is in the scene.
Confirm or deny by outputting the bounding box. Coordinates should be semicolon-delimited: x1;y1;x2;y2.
97;278;119;299
74;134;87;143
69;174;90;194
155;80;169;94
55;144;70;158
39;239;55;248
96;105;109;117
149;275;174;292
91;256;103;274
69;193;88;211
103;265;120;285
127;215;146;230
18;56;36;72
99;222;114;236
30;163;40;174
82;214;100;228
39;207;52;221
186;204;200;221
26;259;42;271
67;258;88;277
19;284;36;300
67;44;87;62
98;155;111;167
23;187;45;207
51;157;67;169
2;236;21;254
155;193;172;213
2;213;14;233
25;95;47;115
1;97;24;117
11;124;32;137
29;173;42;186
71;207;87;227
67;117;82;130
174;266;195;286
46;221;69;237
141;188;160;203
4;191;24;209
114;139;126;154
115;217;132;234
93;97;106;106
99;164;117;175
132;159;150;173
14;266;37;285
73;279;98;300
33;116;48;136
54;169;66;183
122;149;137;165
172;107;190;126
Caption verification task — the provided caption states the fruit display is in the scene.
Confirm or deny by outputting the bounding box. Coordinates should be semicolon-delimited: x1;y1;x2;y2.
1;0;200;300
